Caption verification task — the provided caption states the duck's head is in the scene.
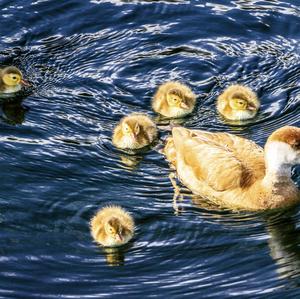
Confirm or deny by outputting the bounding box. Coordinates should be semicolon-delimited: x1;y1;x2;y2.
265;126;300;169
105;217;127;243
229;94;257;112
166;89;190;110
121;120;140;141
1;66;30;88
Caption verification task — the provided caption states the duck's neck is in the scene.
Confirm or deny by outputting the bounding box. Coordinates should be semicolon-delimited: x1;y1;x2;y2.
263;141;294;187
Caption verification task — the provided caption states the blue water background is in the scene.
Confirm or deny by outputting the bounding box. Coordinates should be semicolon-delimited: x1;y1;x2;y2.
0;0;300;298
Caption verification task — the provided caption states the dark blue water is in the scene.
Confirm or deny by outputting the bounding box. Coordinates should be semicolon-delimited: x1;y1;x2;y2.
1;0;300;298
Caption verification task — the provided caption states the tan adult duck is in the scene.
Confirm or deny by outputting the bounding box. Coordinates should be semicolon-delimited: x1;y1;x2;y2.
164;126;300;210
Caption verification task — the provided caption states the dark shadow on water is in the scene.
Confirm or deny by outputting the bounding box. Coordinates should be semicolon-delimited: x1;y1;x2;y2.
1;100;29;125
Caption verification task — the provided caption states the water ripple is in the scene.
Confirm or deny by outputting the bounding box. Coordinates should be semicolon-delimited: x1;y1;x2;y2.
0;0;300;298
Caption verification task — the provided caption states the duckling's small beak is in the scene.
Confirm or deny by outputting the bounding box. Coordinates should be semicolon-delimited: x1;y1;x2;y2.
247;103;256;111
20;79;31;87
130;133;136;140
116;233;123;242
180;102;189;109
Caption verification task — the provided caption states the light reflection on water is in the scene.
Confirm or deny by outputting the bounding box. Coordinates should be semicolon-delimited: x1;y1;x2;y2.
0;0;299;298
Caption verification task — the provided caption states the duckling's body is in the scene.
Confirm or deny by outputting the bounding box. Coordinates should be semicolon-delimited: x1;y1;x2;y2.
164;126;300;211
90;206;134;247
152;81;196;118
112;113;157;150
0;66;29;93
217;85;259;120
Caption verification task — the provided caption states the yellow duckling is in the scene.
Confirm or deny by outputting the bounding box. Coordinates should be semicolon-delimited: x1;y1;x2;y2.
112;113;158;150
0;66;30;93
165;126;300;211
152;81;196;118
217;84;260;120
90;206;135;247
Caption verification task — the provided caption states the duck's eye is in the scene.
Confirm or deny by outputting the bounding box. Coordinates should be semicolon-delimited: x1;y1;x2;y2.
12;76;17;80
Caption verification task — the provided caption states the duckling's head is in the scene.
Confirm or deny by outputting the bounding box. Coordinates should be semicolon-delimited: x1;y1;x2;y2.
1;67;25;87
121;120;140;141
105;217;126;243
229;94;257;112
166;89;189;110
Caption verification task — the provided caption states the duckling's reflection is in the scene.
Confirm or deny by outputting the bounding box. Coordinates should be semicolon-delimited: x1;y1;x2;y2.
266;212;300;281
101;242;133;266
155;114;187;130
117;142;157;169
1;100;28;125
102;247;125;266
119;154;143;169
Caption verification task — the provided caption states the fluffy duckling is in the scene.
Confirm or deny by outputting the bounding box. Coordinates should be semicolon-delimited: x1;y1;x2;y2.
217;84;260;120
90;206;134;247
112;113;158;150
152;81;196;118
165;126;300;211
0;66;30;93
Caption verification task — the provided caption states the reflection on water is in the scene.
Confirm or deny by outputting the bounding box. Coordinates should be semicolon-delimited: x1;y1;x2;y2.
1;100;28;125
119;154;143;168
103;247;126;267
267;212;300;283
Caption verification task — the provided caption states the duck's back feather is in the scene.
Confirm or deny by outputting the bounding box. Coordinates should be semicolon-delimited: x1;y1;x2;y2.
172;127;265;192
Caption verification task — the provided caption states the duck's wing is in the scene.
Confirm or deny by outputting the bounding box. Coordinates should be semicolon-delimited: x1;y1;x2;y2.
172;127;264;192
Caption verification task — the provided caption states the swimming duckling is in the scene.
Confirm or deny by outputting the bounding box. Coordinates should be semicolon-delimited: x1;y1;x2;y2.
112;113;158;150
166;126;300;211
152;81;196;118
217;84;260;120
90;206;134;247
0;66;30;93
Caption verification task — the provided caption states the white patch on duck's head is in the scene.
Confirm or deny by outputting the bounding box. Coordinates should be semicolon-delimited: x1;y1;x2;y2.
265;141;300;173
265;126;300;176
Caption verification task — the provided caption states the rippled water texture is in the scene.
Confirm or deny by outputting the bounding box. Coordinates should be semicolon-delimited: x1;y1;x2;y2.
1;0;300;298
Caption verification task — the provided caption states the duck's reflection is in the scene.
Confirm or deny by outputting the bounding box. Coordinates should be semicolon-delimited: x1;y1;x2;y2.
1;100;28;125
266;212;300;281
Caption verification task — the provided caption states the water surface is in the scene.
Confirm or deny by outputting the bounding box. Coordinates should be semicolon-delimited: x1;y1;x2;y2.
0;0;300;298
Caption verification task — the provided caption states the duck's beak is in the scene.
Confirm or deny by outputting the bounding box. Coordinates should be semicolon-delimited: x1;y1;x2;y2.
130;133;136;140
180;102;189;109
20;79;31;87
